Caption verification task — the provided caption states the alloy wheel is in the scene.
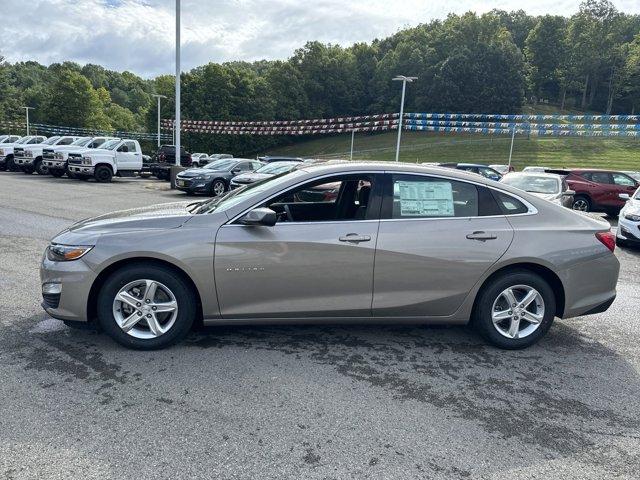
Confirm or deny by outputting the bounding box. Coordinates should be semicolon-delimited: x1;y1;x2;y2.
112;279;178;339
572;199;589;211
212;180;226;196
491;284;545;339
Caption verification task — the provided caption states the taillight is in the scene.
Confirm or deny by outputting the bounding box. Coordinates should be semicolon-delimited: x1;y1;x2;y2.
595;231;615;252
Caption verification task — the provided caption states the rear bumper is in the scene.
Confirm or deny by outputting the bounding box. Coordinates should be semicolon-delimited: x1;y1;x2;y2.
561;253;620;318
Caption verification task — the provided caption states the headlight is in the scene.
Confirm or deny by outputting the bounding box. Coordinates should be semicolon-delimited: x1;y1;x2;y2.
24;150;33;157
47;244;93;262
194;175;210;181
0;149;5;155
624;213;640;222
54;153;64;159
81;157;93;165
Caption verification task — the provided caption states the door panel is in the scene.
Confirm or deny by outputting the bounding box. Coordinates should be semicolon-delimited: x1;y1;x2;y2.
373;216;513;316
214;221;378;318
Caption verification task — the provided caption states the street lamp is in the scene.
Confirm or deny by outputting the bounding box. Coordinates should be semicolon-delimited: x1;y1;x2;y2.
174;0;181;166
392;75;417;162
23;106;34;136
152;94;167;147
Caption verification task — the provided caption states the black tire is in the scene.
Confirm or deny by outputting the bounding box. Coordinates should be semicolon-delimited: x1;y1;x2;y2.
6;156;16;171
97;264;196;350
472;270;556;349
211;179;227;196
94;165;113;183
615;237;627;248
50;169;65;178
572;195;591;212
35;159;48;175
22;166;34;174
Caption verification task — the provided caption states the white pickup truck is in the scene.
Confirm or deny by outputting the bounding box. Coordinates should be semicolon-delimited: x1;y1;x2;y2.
0;135;48;171
67;138;143;182
42;136;118;178
15;136;80;175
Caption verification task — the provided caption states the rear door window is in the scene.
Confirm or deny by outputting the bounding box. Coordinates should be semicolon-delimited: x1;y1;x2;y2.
612;173;636;187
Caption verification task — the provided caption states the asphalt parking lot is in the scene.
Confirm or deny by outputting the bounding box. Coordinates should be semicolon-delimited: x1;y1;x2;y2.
1;172;639;479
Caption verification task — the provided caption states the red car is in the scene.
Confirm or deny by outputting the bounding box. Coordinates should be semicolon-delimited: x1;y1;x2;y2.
549;169;638;214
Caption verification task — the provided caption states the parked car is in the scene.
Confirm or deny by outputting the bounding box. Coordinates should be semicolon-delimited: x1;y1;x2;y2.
438;163;503;181
190;153;209;168
500;172;574;208
0;135;48;171
0;134;21;144
230;161;300;189
67;139;143;182
616;187;640;248
523;166;546;173
257;155;304;163
175;158;263;195
15;136;80;175
490;164;515;175
43;136;119;178
41;162;619;350
150;145;192;180
546;169;639;214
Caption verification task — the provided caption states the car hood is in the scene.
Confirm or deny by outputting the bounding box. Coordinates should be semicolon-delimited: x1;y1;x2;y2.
528;192;561;201
52;202;197;246
622;199;640;215
178;168;227;178
84;148;113;156
233;172;271;183
51;145;90;152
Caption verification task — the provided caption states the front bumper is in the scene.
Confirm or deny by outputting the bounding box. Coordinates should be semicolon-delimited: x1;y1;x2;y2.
68;165;94;175
40;252;97;322
617;216;640;246
43;159;67;169
15;156;35;166
175;177;212;193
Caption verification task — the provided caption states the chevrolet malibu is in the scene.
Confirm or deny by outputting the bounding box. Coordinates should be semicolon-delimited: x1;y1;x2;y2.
41;162;619;350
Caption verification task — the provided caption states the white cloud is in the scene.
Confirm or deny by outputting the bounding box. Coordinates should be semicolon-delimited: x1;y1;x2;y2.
4;0;640;78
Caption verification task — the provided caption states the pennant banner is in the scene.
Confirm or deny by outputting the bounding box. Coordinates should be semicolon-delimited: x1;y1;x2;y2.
406;113;640;123
404;119;640;131
405;124;640;137
0;120;171;141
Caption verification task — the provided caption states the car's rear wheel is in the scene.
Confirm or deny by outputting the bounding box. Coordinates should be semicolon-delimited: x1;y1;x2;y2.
211;179;226;196
94;165;113;183
572;195;591;212
97;264;196;349
473;270;555;349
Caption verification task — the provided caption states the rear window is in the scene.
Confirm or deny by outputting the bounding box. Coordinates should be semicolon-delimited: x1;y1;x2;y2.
492;191;529;215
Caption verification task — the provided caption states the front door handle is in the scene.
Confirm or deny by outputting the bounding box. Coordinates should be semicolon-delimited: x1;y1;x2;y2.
339;233;371;243
466;231;497;241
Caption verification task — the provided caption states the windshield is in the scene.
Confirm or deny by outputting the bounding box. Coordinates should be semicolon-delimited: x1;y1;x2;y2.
42;136;60;145
15;137;31;144
502;175;561;194
256;162;296;174
70;137;92;146
195;169;306;214
0;135;7;142
634;188;640;200
101;139;120;150
204;159;237;170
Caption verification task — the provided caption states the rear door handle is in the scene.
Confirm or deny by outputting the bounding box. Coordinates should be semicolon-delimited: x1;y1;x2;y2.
339;233;371;243
466;231;497;241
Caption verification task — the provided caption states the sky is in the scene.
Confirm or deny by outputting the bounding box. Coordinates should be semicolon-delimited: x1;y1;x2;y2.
3;0;640;78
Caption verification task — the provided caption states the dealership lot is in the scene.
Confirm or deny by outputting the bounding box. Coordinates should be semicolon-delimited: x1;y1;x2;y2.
1;173;639;479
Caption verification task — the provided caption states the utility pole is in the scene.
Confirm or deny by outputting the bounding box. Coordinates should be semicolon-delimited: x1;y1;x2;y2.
508;125;516;168
392;75;417;162
175;0;181;165
152;94;167;148
350;130;355;160
23;107;34;135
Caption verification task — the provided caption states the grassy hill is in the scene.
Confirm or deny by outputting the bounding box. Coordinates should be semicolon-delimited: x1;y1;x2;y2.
263;105;639;171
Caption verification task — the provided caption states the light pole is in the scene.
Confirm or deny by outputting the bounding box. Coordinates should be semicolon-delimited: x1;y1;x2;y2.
349;129;355;160
175;0;181;166
392;75;417;162
152;94;167;147
23;106;34;135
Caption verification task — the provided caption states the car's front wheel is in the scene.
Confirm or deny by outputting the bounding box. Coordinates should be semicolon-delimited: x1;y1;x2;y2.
97;264;196;349
211;179;227;196
473;270;555;349
94;165;113;183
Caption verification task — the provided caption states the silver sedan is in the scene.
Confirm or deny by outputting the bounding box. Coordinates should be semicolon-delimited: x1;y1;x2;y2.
40;162;619;350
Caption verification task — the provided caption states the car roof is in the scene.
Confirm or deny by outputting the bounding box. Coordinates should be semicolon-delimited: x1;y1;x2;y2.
503;171;563;180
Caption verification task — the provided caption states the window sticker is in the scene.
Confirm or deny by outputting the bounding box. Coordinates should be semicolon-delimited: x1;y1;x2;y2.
395;181;454;216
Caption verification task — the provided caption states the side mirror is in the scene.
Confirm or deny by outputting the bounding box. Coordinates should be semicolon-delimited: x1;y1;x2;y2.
619;193;630;201
239;207;277;226
563;190;576;196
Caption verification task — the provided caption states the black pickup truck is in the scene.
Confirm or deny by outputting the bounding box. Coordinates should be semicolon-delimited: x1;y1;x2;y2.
149;145;192;180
